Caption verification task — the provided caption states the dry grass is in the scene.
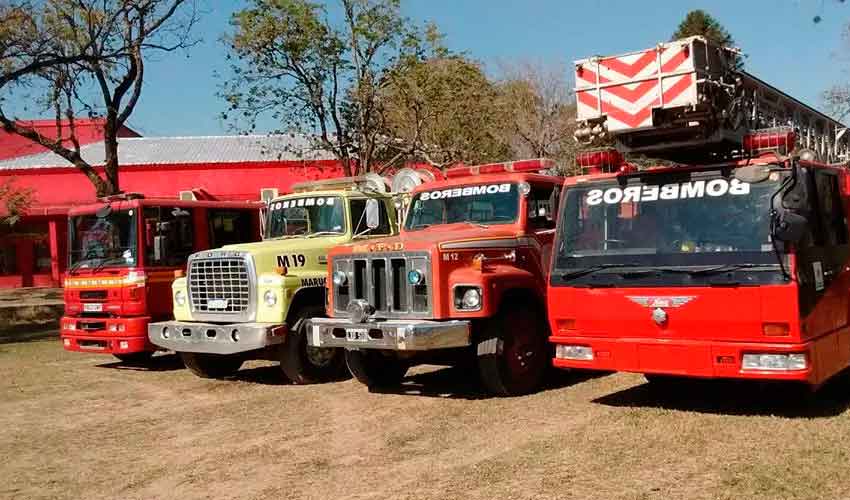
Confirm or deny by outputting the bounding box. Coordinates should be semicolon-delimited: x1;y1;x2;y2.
2;335;850;500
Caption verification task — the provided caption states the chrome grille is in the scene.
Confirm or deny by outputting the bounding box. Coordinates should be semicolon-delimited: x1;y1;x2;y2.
187;251;256;322
333;252;431;318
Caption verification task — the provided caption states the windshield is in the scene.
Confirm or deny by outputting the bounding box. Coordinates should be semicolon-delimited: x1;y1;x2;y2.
267;196;345;238
554;170;785;282
69;209;138;269
405;182;519;230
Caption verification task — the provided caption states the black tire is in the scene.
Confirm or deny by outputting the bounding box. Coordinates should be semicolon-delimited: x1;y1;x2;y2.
345;349;408;389
113;351;154;364
280;307;348;384
180;352;243;379
477;301;549;396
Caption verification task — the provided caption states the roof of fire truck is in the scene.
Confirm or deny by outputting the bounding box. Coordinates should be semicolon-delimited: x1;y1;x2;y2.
406;159;563;194
68;194;263;216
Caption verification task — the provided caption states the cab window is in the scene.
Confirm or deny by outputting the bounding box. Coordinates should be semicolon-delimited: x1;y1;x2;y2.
143;206;194;266
350;198;391;235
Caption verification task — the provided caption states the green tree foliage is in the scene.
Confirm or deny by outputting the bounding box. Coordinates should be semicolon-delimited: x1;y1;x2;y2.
223;0;512;174
672;9;734;46
380;55;509;171
0;1;199;197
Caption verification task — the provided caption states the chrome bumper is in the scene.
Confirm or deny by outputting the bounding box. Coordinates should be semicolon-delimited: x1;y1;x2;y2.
306;318;471;351
148;321;287;355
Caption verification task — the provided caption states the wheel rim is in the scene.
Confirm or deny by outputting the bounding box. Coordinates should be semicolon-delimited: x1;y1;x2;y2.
305;345;336;367
503;312;543;378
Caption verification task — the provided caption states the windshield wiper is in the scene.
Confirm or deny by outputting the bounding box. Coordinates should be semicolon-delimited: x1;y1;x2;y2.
461;221;489;229
559;263;642;281
657;263;776;276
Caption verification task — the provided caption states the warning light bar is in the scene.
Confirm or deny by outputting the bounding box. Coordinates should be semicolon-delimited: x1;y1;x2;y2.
291;175;387;194
576;149;624;174
445;158;556;179
742;128;796;155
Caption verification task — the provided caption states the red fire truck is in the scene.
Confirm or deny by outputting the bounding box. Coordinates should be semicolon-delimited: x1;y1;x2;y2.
549;36;850;388
308;160;562;396
61;195;263;363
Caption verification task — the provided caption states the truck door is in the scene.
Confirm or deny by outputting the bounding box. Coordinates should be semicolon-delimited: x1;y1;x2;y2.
796;169;850;341
143;206;195;319
526;184;559;287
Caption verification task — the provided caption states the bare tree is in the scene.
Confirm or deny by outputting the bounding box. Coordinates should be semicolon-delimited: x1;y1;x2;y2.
0;0;200;196
496;61;578;174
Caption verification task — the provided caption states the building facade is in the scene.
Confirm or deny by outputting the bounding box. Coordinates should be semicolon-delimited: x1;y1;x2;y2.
0;132;341;288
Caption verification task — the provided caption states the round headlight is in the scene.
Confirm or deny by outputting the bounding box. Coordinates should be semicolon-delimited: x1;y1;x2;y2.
175;290;186;306
461;288;481;309
407;269;424;285
332;270;348;286
263;290;278;306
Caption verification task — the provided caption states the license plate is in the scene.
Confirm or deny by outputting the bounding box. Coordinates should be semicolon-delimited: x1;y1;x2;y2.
346;328;369;342
83;303;103;312
207;299;229;309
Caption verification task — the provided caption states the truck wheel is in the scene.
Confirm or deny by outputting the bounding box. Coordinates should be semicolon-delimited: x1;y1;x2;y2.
280;307;348;384
345;350;408;389
113;352;154;364
180;352;243;379
477;302;549;396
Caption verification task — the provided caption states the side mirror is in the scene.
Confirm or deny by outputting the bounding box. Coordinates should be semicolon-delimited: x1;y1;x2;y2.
365;199;380;230
772;211;808;243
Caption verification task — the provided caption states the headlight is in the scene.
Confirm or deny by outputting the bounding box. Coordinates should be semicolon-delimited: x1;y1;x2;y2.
263;290;278;307
175;290;186;306
332;270;348;286
742;353;807;371
556;345;594;361
407;269;424;285
455;286;482;310
461;288;481;309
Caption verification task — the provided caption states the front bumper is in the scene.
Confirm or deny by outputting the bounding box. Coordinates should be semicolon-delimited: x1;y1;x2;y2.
550;334;818;383
307;317;471;351
61;316;154;354
148;321;287;355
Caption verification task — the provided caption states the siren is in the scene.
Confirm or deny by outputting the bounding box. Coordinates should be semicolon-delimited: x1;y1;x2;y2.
391;168;436;193
742;128;796;155
445;158;556;179
576;149;624;174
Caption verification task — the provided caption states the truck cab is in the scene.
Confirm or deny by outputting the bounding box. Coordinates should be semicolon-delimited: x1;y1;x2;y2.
61;195;262;363
308;159;562;396
549;134;850;387
148;178;399;382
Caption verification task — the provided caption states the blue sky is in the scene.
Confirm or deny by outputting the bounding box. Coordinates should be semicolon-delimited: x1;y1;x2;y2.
113;1;850;136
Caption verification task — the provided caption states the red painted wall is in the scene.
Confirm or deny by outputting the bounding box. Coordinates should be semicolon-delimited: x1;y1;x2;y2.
1;160;344;214
0;119;140;161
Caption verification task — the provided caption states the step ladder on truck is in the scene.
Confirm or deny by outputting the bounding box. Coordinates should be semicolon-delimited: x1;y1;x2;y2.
549;36;850;388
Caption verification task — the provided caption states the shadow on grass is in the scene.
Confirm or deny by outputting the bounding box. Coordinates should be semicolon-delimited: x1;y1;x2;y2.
368;365;611;400
593;371;850;418
230;364;292;386
0;324;58;345
96;353;185;372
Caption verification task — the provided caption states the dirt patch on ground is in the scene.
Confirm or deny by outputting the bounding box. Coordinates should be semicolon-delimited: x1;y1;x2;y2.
2;336;850;500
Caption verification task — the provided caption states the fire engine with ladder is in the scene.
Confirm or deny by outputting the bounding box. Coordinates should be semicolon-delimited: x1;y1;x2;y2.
549;36;850;387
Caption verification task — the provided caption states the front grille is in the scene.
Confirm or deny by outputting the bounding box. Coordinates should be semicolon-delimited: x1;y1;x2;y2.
80;290;107;300
187;251;255;322
333;252;431;318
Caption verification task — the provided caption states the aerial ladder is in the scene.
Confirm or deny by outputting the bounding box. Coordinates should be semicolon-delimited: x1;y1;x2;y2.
573;36;849;164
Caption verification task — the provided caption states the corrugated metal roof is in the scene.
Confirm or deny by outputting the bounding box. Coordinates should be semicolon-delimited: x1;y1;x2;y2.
0;134;335;170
